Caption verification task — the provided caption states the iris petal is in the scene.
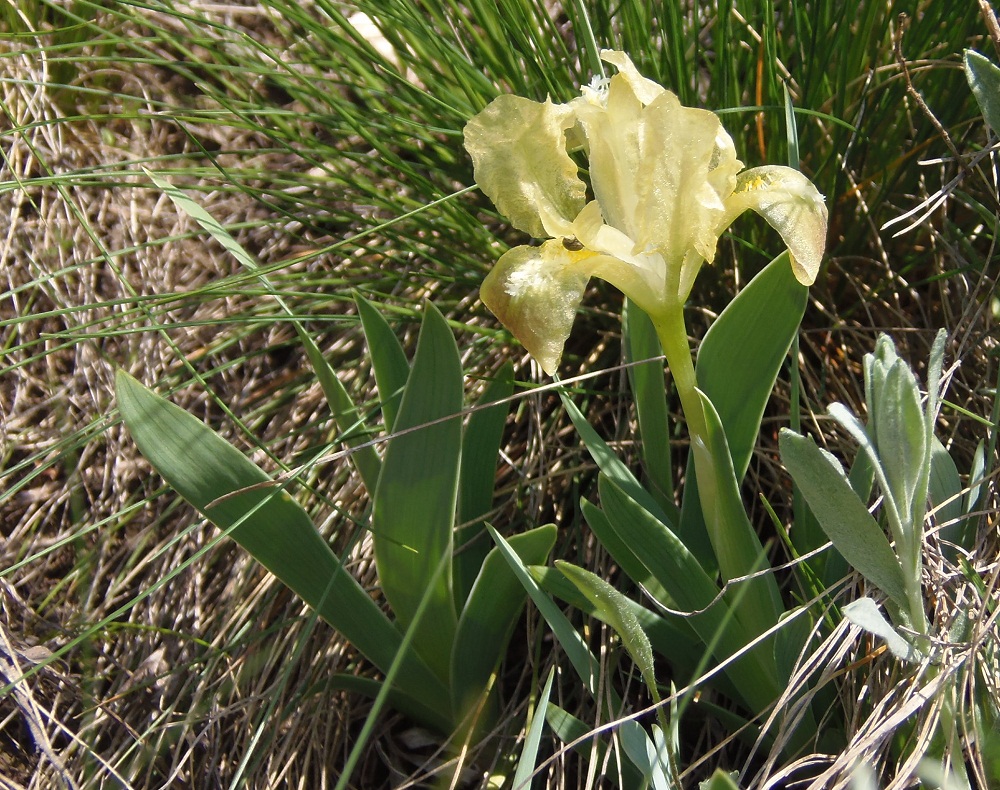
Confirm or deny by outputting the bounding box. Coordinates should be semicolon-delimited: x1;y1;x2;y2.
464;95;585;239
481;238;661;373
722;166;829;285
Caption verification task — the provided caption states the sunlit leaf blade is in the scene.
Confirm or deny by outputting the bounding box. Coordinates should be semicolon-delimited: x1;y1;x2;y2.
597;475;781;712
555;561;659;704
530;564;704;681
680;251;807;569
487;527;620;708
355;292;411;433
511;667;556;790
697;251;807;480
693;390;783;639
455;360;514;604
560;390;677;526
620;720;673;790
450;524;556;730
580;497;672;609
779;429;908;610
843;598;918;662
299;326;382;491
114;370;450;727
965;49;1000;136
372;302;462;682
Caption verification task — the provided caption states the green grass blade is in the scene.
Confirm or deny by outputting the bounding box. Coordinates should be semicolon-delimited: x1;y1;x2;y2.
450;524;556;732
298;327;382;491
487;526;617;708
779;429;908;611
580;497;672;614
355;292;410;433
619;720;675;790
455;360;514;604
598;474;780;712
530;565;704;682
512;666;556;790
372;301;461;682
114;370;450;724
543;703;642;788
145;170;384;489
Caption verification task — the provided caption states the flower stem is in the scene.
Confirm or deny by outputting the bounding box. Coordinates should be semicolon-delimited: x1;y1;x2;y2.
651;301;707;444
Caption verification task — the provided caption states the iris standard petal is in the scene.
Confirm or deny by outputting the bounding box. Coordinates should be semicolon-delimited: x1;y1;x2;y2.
464;94;585;239
571;72;645;237
634;91;730;267
599;49;665;106
722;166;829;285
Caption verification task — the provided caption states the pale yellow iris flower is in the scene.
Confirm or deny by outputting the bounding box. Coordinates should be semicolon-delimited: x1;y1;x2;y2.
464;50;828;374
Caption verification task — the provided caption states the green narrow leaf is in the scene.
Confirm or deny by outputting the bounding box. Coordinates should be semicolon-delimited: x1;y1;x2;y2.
450;524;556;730
455;361;514;604
512;667;556;790
114;370;449;727
145;168;257;271
680;250;808;571
619;720;673;790
372;302;462;683
487;526;620;710
623;298;673;512
598;475;781;712
925;328;948;426
299;327;382;491
960;440;986;549
779;429;908;611
929;438;963;554
531;564;704;682
355;292;410;433
581;497;672;608
560;390;679;526
598;475;722;619
965;49;1000;136
146;174;385;495
693;391;784;638
555;561;659;708
544;703;642;788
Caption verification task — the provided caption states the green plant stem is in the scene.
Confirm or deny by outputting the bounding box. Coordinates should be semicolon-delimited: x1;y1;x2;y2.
651;301;723;565
651;301;707;443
